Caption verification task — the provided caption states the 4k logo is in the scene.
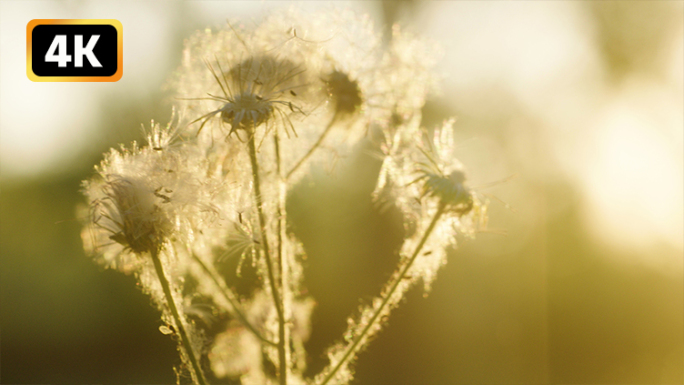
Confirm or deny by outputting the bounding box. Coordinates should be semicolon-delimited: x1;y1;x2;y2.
27;19;122;82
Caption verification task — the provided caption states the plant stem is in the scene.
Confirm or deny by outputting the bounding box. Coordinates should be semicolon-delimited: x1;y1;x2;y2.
191;253;277;347
274;132;291;382
247;129;287;385
151;249;207;385
286;114;337;180
318;202;447;385
274;132;283;270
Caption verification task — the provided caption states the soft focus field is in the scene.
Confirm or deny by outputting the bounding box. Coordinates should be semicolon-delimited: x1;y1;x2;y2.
1;1;682;384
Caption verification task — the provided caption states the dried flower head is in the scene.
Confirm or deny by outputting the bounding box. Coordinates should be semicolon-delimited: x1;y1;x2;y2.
375;120;477;217
372;120;486;289
190;55;309;140
411;131;474;216
80;6;490;385
324;70;363;118
81;119;226;271
94;175;170;255
174;15;324;145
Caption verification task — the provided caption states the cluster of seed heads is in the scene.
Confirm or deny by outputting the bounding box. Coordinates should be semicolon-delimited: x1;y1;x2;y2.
81;8;485;385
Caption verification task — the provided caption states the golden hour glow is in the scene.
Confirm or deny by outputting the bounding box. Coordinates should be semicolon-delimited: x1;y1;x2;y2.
1;2;682;384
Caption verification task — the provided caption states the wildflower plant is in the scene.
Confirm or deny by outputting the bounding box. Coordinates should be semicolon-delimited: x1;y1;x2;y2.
81;7;487;385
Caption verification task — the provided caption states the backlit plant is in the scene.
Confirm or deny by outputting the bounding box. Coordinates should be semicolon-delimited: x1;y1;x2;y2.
81;8;486;385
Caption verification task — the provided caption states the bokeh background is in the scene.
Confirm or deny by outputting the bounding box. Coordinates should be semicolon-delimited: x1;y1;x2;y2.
1;1;682;384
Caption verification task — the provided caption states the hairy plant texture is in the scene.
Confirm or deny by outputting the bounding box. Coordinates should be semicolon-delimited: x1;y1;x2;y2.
81;7;486;385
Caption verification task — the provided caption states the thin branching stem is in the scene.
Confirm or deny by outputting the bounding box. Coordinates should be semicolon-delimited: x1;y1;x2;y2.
151;249;208;385
274;132;284;270
285;114;338;180
318;202;447;385
247;128;287;385
274;131;291;382
191;253;277;347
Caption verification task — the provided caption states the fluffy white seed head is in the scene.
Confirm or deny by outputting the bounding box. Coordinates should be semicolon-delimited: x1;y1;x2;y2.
173;14;324;143
81;119;230;271
80;7;483;384
374;119;486;290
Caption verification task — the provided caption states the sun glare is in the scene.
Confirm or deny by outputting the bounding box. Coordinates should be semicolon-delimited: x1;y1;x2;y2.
582;83;684;270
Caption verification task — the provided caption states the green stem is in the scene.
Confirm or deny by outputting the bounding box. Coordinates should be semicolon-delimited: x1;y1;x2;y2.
151;250;207;385
318;202;447;385
191;254;277;347
247;129;287;385
286;114;337;180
